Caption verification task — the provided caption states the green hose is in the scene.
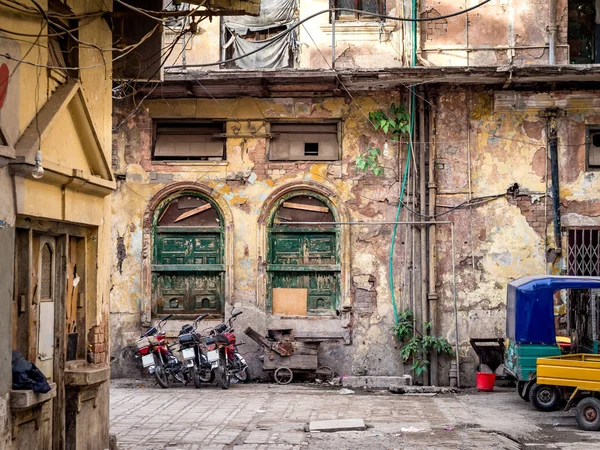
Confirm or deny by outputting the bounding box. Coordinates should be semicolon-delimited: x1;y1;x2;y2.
388;95;414;323
389;0;418;323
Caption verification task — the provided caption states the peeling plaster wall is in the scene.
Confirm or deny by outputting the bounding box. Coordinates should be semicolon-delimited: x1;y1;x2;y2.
110;93;416;379
419;0;569;66
434;86;600;385
166;0;570;70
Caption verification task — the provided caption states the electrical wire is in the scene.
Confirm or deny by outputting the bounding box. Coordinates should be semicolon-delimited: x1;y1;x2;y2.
167;1;494;69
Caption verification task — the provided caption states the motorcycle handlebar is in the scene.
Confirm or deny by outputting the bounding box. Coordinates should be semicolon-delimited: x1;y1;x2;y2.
232;311;243;318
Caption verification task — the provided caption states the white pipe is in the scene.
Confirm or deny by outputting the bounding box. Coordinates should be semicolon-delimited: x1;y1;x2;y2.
548;0;557;64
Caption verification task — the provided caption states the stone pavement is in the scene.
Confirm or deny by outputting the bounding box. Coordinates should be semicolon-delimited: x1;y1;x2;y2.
110;380;600;450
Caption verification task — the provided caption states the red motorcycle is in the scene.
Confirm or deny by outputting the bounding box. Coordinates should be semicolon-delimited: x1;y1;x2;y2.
135;314;185;388
203;310;249;389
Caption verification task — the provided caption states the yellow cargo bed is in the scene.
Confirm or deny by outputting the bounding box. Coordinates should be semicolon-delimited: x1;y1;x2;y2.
537;354;600;391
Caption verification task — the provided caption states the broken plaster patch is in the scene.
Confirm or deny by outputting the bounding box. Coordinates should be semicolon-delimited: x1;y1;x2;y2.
491;251;513;267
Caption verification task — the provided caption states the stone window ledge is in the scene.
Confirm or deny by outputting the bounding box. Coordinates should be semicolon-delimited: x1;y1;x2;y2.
319;22;395;41
10;383;57;411
64;362;110;387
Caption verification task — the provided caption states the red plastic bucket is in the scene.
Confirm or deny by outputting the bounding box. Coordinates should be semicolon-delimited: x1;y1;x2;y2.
476;372;496;391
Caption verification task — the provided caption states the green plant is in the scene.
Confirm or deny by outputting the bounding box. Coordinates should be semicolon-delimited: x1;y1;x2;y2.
356;147;383;176
369;103;411;137
393;310;454;377
356;103;411;176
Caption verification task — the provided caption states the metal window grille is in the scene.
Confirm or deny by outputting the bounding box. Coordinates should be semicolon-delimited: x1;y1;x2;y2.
567;229;600;276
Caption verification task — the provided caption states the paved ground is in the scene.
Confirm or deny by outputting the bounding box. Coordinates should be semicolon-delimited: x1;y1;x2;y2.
110;379;600;450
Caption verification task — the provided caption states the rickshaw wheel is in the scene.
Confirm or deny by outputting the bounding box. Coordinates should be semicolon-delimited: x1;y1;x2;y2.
517;381;530;402
529;383;560;412
576;397;600;431
274;367;293;385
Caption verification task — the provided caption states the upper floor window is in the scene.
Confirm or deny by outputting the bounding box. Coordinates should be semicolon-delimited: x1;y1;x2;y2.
152;121;226;161
332;0;385;21
587;126;600;170
568;0;600;64
268;123;340;161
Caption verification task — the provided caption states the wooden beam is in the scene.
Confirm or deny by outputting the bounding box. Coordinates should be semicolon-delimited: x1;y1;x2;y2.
173;203;211;222
282;202;329;213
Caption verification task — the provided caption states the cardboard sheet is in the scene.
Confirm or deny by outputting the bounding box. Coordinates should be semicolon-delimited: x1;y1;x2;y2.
272;288;307;315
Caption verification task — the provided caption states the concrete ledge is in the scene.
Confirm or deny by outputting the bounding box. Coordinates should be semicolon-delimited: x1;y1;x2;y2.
65;364;110;386
306;418;366;432
10;383;57;410
389;385;459;395
342;375;412;389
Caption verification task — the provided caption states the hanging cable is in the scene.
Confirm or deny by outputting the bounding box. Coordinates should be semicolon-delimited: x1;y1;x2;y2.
167;1;493;69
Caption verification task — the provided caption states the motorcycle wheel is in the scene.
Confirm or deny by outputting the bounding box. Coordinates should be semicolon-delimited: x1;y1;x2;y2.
233;354;250;383
153;353;169;389
198;355;215;383
190;365;202;389
215;352;231;390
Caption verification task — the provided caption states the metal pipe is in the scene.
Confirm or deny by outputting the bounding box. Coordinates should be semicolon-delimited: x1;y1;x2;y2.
421;44;569;52
548;0;558;64
451;223;460;387
275;221;451;225
331;1;336;70
418;91;429;385
428;97;439;386
549;121;561;249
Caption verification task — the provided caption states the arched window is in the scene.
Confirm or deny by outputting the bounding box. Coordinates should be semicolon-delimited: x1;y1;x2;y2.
267;193;340;316
152;193;225;316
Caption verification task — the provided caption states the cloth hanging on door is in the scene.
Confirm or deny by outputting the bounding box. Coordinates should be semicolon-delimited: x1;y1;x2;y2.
228;29;298;69
223;0;298;69
223;0;296;35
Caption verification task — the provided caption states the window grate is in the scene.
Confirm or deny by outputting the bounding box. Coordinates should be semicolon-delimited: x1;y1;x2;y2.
304;143;319;156
568;229;600;276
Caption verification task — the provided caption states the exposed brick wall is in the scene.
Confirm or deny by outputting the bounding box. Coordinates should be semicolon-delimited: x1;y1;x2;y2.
420;9;448;43
506;193;552;237
88;325;107;364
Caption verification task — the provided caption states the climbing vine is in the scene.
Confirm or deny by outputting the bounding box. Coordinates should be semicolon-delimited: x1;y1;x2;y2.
393;309;454;376
356;103;411;176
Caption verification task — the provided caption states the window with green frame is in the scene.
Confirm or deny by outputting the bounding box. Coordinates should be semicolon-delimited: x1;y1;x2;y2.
152;194;225;317
267;194;340;316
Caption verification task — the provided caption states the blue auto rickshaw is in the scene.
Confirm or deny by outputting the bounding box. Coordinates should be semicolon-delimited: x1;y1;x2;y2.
505;275;600;411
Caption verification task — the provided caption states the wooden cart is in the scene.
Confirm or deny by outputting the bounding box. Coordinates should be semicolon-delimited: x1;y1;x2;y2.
245;327;336;384
537;354;600;431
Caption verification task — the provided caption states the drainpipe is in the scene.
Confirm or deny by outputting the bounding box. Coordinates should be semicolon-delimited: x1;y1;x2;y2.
548;115;561;250
418;91;429;385
428;96;439;386
548;0;558;64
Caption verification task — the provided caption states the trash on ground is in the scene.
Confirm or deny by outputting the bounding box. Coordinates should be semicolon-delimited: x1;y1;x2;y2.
399;426;426;433
339;388;355;395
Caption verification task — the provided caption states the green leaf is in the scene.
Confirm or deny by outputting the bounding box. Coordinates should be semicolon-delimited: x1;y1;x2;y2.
373;167;381;176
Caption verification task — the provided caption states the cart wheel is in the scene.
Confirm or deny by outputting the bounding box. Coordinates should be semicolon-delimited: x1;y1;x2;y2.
317;366;335;382
274;367;293;385
576;397;600;431
517;381;529;402
529;383;561;412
